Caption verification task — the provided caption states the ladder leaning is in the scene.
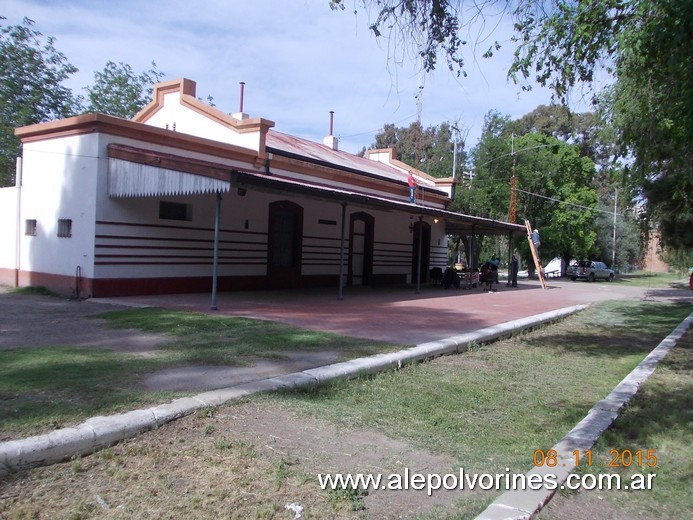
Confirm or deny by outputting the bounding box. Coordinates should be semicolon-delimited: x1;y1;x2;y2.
525;220;547;290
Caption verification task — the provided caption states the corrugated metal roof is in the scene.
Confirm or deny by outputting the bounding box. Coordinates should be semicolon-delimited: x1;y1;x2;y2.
266;130;439;189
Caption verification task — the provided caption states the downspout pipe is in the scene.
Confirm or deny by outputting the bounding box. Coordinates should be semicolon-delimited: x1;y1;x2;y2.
470;224;476;288
507;231;513;286
14;157;23;288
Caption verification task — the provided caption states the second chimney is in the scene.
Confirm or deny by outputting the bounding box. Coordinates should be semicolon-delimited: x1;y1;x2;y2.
232;81;249;120
322;111;339;150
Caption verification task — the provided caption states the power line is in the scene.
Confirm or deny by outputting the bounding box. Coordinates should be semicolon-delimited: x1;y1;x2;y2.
339;113;418;139
515;188;625;217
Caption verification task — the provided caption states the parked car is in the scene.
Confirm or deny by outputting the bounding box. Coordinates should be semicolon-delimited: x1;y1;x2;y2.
565;261;579;278
570;260;615;282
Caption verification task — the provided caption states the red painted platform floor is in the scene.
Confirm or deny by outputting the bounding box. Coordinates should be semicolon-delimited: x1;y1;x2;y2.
100;279;690;346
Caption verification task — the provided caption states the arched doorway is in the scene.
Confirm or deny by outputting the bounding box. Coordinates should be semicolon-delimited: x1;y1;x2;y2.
348;212;374;286
268;200;303;284
411;219;431;284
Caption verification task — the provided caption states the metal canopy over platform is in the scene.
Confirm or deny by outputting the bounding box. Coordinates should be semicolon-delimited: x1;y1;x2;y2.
107;144;524;236
109;158;232;197
232;167;524;236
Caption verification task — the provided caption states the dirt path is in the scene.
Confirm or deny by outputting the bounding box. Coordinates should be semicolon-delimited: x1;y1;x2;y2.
0;400;480;519
0;288;169;354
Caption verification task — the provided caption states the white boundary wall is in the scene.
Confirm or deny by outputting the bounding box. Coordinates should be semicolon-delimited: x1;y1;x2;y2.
0;186;19;282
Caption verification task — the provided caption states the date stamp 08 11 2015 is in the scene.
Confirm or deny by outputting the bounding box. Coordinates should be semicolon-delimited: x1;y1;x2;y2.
533;448;658;469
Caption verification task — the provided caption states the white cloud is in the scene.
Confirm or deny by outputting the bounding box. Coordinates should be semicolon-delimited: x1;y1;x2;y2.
3;0;590;156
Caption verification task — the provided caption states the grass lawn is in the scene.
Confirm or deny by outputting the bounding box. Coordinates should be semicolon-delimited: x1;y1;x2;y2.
537;328;692;520
263;299;692;518
614;270;689;289
1;299;690;519
0;307;400;439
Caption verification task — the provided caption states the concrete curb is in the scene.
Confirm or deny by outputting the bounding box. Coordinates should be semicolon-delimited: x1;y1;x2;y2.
0;304;588;478
474;311;693;520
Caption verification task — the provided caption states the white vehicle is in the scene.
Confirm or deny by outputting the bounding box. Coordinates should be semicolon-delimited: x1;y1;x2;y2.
542;257;564;278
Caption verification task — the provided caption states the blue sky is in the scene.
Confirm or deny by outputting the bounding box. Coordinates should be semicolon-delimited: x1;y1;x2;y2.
3;1;593;155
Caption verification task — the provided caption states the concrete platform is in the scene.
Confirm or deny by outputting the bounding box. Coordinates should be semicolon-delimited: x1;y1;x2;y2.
94;278;688;345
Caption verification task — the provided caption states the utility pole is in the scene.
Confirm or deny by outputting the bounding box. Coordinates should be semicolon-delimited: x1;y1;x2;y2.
612;189;617;268
452;124;458;182
509;133;517;224
415;60;424;167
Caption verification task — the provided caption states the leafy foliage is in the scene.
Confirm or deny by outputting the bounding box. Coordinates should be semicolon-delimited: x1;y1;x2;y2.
456;111;599;272
334;1;690;251
593;192;643;270
369;120;465;178
330;0;477;74
510;0;692;250
0;17;82;185
85;61;164;119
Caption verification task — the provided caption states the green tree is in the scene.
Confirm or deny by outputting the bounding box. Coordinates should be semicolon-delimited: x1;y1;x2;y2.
333;1;691;250
457;112;599;275
660;247;693;275
593;191;643;271
85;61;164;119
0;17;82;186
370;121;463;178
510;104;644;268
511;0;692;250
512;104;617;167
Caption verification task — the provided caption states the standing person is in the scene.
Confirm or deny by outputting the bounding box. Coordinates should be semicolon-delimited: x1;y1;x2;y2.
407;171;417;203
510;254;519;287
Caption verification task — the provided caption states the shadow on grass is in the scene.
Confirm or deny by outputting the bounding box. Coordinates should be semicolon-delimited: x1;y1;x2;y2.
598;332;692;448
0;347;178;436
519;301;690;358
94;307;397;361
633;288;693;302
1;309;400;437
613;301;692;328
521;331;656;358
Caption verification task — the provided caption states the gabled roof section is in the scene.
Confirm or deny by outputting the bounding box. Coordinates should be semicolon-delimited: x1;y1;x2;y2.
267;131;417;183
365;148;457;192
133;78;275;161
132;79;455;201
266;131;449;194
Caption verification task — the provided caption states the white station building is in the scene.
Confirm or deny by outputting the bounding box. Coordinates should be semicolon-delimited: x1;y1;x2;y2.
0;78;522;298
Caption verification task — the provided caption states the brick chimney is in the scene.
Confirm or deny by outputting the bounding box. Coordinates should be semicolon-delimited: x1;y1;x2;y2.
232;82;249;120
322;111;339;150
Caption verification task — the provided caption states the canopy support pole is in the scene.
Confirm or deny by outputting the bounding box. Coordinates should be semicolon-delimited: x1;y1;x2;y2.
338;202;347;300
210;191;222;310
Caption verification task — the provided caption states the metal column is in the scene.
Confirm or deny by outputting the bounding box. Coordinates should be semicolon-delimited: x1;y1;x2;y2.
338;202;347;300
210;191;222;310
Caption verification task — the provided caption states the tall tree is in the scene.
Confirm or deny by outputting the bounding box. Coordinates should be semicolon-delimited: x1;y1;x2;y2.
370;121;463;178
456;112;599;274
85;61;164;119
512;104;616;165
0;17;82;186
511;0;692;251
332;0;692;250
513;104;644;267
594;190;643;271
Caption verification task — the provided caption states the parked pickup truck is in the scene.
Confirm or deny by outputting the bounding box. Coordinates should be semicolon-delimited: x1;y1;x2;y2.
570;260;615;282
